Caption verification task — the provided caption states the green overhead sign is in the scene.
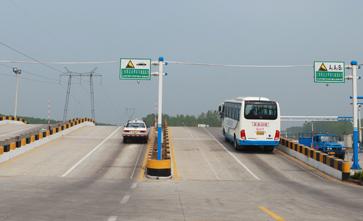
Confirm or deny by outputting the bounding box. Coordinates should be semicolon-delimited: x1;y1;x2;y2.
120;58;151;80
314;61;345;83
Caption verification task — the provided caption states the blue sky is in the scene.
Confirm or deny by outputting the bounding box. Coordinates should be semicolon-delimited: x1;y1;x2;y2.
0;0;362;124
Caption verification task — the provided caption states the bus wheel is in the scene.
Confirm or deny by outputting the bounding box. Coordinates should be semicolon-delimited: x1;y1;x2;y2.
264;146;274;153
233;136;239;150
223;129;228;142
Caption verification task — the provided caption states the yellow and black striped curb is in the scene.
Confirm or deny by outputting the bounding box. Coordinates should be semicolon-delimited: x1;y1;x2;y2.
280;137;350;180
0;116;27;124
146;122;172;178
0;118;95;156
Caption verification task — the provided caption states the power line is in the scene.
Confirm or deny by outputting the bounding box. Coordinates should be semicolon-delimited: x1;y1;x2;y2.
0;63;59;82
166;61;312;68
0;59;313;68
0;41;65;74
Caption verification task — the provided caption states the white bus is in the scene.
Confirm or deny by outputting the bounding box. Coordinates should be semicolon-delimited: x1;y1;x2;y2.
218;97;280;152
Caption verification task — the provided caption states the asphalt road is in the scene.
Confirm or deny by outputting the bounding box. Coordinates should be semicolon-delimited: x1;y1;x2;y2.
121;127;363;221
0;123;46;141
0;126;362;221
0;125;146;221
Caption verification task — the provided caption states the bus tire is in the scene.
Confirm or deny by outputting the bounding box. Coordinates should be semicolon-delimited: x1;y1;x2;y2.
223;129;228;142
233;136;239;150
264;146;274;153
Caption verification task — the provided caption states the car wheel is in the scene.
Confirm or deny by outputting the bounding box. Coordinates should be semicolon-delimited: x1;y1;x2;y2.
123;138;127;144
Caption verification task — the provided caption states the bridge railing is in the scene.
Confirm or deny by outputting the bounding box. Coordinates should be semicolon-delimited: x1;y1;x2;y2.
0;118;95;155
279;137;350;180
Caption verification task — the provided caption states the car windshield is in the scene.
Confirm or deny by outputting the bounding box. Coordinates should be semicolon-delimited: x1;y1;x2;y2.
244;101;277;120
126;123;145;128
320;136;338;142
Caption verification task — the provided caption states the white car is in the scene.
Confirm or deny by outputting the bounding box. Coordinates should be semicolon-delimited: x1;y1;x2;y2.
122;120;148;143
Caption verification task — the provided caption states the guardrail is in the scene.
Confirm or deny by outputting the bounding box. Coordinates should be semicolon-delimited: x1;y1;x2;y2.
279;137;350;180
0;118;95;156
146;121;172;178
0;115;27;124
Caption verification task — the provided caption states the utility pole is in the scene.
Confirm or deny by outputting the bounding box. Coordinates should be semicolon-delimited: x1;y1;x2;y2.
90;72;95;120
157;56;164;160
12;67;22;118
63;73;72;122
61;68;101;122
48;98;51;129
350;61;361;170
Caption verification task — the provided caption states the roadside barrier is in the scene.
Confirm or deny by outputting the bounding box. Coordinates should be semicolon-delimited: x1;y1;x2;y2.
146;121;172;178
279;137;350;180
0;118;95;161
0;115;27;124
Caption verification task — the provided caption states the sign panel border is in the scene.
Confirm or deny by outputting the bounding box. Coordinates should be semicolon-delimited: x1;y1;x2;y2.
120;58;152;80
314;61;345;83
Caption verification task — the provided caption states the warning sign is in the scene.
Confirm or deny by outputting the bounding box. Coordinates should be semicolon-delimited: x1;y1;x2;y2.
120;58;151;80
318;63;327;72
314;61;345;83
126;60;135;69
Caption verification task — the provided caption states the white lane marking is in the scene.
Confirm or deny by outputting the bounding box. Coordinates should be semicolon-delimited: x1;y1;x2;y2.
130;182;138;189
129;144;143;180
61;127;121;177
204;128;261;181
120;194;130;204
107;216;118;221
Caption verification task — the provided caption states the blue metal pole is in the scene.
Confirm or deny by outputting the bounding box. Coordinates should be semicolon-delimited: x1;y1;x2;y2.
351;60;361;170
157;125;162;160
157;56;164;160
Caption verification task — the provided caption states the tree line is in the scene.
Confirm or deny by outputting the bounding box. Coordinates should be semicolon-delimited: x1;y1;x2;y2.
143;110;221;127
285;121;353;137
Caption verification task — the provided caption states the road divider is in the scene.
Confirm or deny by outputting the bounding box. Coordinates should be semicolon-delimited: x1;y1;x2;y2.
279;137;350;180
146;122;172;179
0;115;27;125
0;118;95;164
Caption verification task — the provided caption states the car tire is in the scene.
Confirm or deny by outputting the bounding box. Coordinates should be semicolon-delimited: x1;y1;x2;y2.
123;138;127;144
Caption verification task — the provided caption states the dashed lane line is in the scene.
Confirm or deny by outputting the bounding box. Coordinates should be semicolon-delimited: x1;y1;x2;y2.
107;216;118;221
130;182;138;189
130;144;143;180
120;194;131;204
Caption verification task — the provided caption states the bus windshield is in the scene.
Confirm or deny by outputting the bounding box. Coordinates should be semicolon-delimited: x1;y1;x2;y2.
244;101;277;120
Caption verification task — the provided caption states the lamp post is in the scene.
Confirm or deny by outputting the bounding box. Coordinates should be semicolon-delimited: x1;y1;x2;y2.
12;67;22;118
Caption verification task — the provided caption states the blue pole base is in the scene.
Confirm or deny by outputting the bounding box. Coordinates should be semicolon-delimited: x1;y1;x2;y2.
352;129;361;170
157;126;162;160
351;163;361;170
